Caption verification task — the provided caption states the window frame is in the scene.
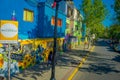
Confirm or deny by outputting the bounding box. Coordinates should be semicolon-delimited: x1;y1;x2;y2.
51;16;62;27
23;8;34;22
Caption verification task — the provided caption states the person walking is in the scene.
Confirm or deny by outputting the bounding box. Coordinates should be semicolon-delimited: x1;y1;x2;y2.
92;33;96;45
47;52;52;67
84;35;89;49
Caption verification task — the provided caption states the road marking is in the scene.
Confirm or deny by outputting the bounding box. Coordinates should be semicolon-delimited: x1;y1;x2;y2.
61;67;74;80
68;46;95;80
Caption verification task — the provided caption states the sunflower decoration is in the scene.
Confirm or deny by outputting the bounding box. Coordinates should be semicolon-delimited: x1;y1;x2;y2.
28;57;31;67
22;61;27;69
18;61;23;67
31;58;36;66
0;54;4;68
24;54;29;60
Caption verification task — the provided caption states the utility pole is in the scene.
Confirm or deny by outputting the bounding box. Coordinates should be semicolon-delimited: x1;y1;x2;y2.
50;0;59;80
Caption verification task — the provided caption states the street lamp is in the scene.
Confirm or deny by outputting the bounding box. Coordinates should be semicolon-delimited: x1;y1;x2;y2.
50;0;73;80
50;1;60;80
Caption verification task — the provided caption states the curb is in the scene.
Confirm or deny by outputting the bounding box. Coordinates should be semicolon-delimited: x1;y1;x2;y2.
68;46;95;80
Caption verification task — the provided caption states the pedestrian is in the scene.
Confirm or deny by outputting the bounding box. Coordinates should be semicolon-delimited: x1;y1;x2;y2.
84;35;89;49
62;39;67;52
92;33;96;45
47;52;52;66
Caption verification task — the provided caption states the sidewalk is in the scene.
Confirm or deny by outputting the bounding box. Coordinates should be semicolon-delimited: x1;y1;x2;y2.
8;44;91;80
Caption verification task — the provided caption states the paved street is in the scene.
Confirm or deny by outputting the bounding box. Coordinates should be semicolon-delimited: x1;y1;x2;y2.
73;39;120;80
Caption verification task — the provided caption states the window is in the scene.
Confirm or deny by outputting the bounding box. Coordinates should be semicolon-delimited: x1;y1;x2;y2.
51;16;62;27
57;19;62;26
51;17;55;25
23;9;34;22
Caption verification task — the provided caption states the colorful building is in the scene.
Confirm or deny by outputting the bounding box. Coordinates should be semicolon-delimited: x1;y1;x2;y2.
65;1;83;49
0;0;67;53
0;0;67;77
0;0;66;39
73;8;83;46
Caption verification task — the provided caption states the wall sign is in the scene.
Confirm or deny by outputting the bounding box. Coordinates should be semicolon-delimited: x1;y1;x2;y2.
0;20;18;43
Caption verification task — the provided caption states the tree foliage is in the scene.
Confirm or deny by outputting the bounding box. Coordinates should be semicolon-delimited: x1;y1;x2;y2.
80;0;107;37
107;0;120;40
114;0;120;24
108;24;120;39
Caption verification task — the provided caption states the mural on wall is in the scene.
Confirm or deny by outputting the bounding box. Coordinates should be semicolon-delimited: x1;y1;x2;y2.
0;43;47;77
0;38;65;77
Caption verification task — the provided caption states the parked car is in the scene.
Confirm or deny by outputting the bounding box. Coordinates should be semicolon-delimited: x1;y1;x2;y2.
114;44;120;52
107;39;112;44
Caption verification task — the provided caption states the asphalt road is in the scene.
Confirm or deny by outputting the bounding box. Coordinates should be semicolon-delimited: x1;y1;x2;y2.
73;39;120;80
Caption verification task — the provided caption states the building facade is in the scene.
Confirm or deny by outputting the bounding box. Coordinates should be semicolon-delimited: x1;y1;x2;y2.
0;0;67;77
0;0;66;39
65;1;83;49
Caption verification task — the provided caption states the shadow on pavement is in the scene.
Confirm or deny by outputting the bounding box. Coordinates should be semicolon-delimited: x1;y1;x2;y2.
78;51;120;75
56;54;80;67
66;50;88;57
112;55;120;62
12;63;50;80
86;52;112;61
12;76;25;80
12;48;88;80
79;63;120;75
56;49;89;67
106;47;115;52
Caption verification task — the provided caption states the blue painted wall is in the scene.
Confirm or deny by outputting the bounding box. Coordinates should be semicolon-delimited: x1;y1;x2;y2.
40;3;66;38
0;0;66;39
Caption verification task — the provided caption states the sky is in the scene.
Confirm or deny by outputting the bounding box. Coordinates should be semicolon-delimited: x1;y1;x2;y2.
73;0;115;27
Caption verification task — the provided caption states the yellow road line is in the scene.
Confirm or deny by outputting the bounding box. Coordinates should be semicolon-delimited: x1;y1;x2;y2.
68;46;95;80
90;46;95;52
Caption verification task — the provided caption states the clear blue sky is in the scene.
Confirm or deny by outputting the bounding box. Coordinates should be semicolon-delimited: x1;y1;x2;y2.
73;0;115;27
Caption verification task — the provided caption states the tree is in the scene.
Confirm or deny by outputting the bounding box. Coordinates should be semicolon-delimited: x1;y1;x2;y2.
114;0;120;24
80;0;107;38
92;0;107;25
81;0;92;26
103;27;109;38
109;24;120;40
108;0;120;40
